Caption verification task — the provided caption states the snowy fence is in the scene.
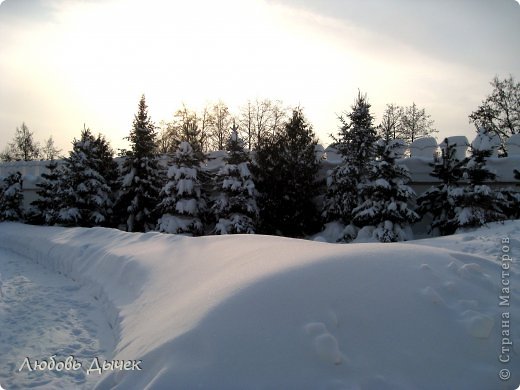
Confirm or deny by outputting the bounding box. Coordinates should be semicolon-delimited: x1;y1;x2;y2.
1;135;519;210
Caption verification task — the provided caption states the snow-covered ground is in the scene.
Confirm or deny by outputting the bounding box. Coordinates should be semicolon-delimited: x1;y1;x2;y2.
0;248;115;389
0;221;519;389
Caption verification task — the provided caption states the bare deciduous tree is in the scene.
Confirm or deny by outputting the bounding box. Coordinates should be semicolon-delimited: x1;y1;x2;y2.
157;120;179;154
378;104;403;142
239;100;255;151
209;101;231;151
469;75;520;155
398;102;436;144
238;99;287;151
41;136;62;160
0;122;41;161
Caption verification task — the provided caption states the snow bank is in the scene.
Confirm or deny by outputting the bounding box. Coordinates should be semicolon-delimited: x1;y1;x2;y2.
0;222;519;389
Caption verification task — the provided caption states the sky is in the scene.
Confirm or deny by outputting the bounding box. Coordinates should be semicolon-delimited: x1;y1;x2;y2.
0;0;519;153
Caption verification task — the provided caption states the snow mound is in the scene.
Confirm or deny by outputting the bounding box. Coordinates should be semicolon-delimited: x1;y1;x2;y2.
507;133;520;156
442;136;469;160
409;137;437;158
472;130;501;153
0;221;519;389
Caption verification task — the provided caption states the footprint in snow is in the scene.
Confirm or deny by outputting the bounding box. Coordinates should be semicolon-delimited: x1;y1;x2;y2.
459;310;494;339
420;286;446;306
304;321;344;365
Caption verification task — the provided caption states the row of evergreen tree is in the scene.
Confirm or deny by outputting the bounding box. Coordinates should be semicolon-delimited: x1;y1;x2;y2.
1;94;519;242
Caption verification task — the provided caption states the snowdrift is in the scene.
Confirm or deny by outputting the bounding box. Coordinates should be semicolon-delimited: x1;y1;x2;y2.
0;222;519;389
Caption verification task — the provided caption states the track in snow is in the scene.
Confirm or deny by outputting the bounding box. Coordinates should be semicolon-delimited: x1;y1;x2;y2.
0;248;116;389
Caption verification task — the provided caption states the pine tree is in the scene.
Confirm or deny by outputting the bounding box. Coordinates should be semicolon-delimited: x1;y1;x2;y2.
29;161;62;225
57;128;117;227
498;186;520;220
115;95;164;232
416;138;467;236
0;172;24;221
321;164;358;224
253;108;320;237
378;103;402;142
212;125;258;234
453;131;506;228
334;91;378;175
157;142;206;235
352;140;419;242
322;91;378;241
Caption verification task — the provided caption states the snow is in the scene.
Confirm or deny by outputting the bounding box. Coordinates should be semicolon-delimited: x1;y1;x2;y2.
472;130;501;154
388;138;407;158
0;247;115;389
409;137;437;158
507;134;520;156
442;136;469;161
0;221;519;389
323;146;342;165
174;198;197;215
374;178;390;189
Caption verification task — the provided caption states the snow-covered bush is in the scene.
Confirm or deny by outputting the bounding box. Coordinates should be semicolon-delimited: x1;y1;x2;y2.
0;171;24;222
157;142;206;235
353;139;419;242
212;129;258;234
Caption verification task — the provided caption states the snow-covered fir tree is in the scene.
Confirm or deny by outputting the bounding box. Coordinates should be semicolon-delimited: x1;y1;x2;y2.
28;161;62;225
253;108;320;237
503;169;520;219
0;171;24;222
453;131;506;229
157;141;206;235
416;138;467;236
321;163;358;226
322;91;378;241
498;186;520;220
333;91;378;175
57;128;117;227
352;139;419;242
212;125;258;234
115;95;163;232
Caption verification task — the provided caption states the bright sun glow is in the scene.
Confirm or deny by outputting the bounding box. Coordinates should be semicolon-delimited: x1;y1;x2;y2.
0;0;503;152
39;0;354;148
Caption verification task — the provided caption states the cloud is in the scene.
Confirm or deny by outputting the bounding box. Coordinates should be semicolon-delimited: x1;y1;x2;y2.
0;0;104;24
0;0;55;23
268;0;520;73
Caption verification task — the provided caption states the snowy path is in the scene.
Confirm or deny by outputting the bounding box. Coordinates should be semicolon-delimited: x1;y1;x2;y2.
0;248;116;389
